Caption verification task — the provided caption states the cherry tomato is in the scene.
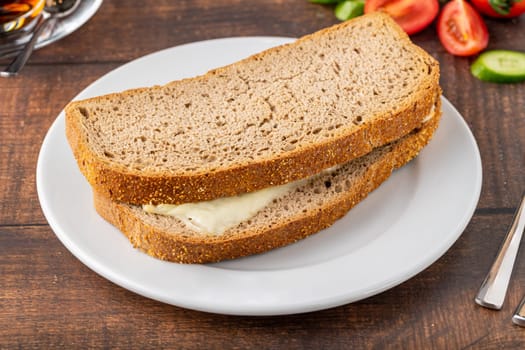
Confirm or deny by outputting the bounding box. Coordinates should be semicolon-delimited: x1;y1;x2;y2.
470;0;525;18
437;0;489;56
364;0;439;35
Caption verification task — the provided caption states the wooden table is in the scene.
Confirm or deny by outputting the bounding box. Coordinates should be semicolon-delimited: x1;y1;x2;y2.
1;1;524;348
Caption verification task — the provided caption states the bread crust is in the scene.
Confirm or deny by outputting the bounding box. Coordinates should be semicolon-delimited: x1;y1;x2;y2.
66;12;440;205
92;100;441;263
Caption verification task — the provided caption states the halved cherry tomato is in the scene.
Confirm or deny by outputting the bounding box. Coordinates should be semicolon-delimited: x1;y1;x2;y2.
437;0;489;56
364;0;439;35
471;0;525;18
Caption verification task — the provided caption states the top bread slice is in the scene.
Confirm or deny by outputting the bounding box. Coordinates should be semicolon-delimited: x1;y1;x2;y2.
65;12;440;205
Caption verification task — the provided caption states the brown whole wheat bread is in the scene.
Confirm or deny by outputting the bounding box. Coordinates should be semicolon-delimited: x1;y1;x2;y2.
93;100;441;264
66;12;440;205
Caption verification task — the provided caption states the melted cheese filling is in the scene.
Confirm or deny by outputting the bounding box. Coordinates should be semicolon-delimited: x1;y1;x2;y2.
421;104;435;123
143;181;300;235
143;106;436;235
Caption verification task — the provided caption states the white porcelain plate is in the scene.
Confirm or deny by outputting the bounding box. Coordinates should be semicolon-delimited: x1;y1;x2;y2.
36;37;482;316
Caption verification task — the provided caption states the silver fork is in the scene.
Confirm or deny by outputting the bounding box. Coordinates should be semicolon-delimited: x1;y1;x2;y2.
475;193;525;310
513;295;525;326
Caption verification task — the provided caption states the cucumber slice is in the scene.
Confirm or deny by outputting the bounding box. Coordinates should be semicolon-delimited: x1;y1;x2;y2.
334;0;364;21
471;50;525;83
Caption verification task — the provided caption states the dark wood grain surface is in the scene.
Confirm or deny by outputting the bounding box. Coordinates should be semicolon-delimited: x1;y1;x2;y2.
1;0;524;348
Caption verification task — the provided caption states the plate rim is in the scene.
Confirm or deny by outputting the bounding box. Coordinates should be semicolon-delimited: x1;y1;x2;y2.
36;37;482;316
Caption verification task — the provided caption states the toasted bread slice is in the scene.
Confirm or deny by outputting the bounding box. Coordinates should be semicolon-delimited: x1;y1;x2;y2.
92;102;441;264
66;12;440;205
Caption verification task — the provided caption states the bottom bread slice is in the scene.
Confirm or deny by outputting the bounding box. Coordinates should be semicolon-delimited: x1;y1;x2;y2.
93;104;441;264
